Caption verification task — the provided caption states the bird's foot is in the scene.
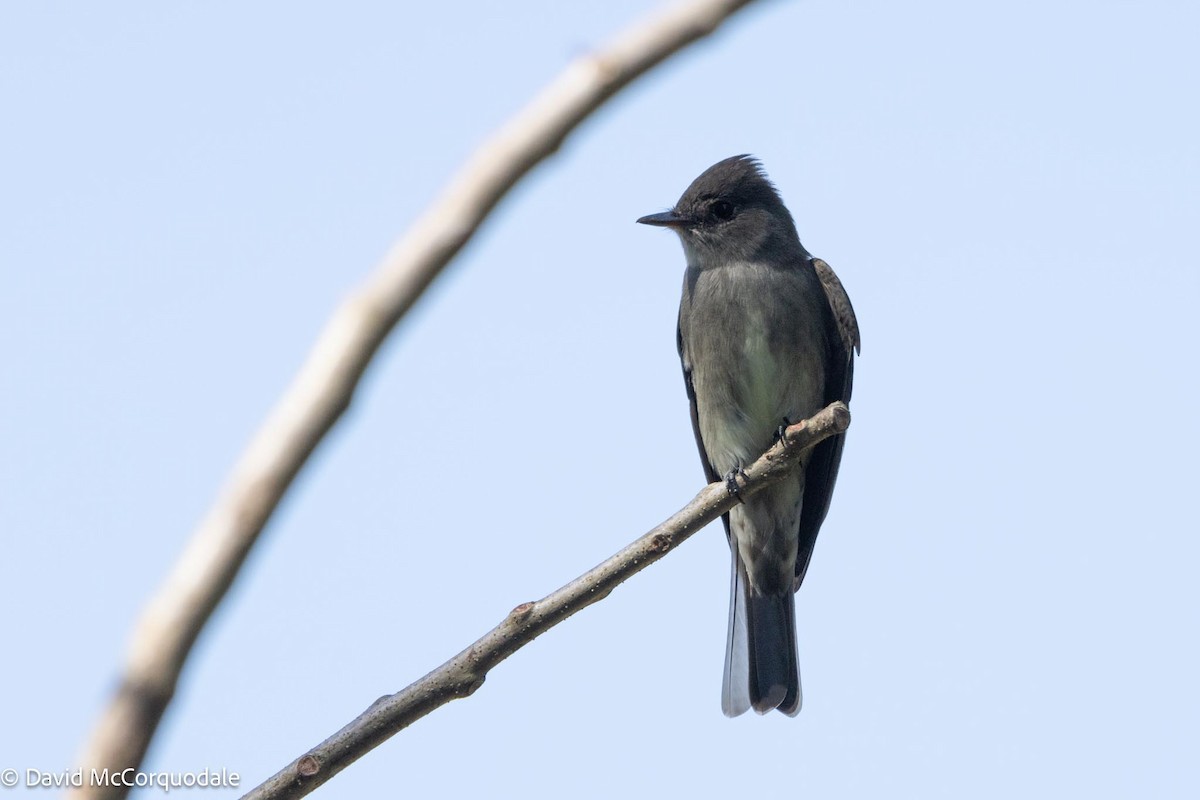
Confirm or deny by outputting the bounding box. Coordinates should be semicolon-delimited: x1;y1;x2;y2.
774;417;794;447
723;463;749;502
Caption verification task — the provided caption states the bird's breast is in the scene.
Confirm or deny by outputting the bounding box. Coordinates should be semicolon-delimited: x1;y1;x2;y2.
682;261;827;476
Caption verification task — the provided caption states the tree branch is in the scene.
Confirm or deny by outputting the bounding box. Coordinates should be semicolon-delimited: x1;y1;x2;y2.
241;402;851;800
69;1;764;795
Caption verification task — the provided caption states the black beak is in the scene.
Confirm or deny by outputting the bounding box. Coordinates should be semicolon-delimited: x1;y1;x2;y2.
636;210;686;227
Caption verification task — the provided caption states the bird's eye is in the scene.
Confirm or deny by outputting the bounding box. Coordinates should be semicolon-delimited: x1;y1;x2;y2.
711;200;735;221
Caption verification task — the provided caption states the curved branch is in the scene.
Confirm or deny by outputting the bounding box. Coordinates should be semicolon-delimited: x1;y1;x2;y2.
242;403;851;800
69;1;764;795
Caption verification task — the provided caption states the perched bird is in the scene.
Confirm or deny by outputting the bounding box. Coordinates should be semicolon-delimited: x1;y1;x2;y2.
638;155;859;716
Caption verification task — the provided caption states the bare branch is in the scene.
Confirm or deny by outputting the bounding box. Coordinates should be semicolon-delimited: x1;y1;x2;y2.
69;1;764;795
241;403;851;800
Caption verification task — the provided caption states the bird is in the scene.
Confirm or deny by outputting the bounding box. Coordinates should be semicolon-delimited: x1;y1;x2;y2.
637;155;859;716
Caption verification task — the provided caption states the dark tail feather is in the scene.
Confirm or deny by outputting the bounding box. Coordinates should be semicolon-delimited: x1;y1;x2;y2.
746;588;801;715
723;555;801;717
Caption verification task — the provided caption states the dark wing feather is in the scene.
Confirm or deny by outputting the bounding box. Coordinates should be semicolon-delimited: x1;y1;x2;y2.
813;258;861;358
678;323;731;538
795;258;859;585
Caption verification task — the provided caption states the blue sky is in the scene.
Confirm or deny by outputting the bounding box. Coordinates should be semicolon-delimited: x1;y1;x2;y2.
2;1;1197;797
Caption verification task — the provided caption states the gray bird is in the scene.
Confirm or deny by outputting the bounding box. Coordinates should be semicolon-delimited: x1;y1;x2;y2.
638;155;859;716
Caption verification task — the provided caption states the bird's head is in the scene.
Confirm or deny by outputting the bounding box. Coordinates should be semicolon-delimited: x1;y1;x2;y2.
637;154;802;267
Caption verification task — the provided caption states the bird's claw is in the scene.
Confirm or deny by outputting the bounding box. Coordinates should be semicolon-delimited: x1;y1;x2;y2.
774;417;794;447
723;464;749;502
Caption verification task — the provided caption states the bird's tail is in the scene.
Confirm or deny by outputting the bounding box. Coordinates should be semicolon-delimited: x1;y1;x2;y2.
722;554;801;717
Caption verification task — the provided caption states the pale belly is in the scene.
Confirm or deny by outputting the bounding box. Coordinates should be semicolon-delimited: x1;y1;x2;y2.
689;303;826;478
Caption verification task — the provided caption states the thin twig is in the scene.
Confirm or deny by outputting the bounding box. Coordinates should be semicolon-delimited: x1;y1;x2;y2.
69;1;764;796
241;402;851;800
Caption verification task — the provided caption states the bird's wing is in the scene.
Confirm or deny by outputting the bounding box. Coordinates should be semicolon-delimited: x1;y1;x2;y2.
678;323;731;538
795;258;859;586
813;257;861;360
